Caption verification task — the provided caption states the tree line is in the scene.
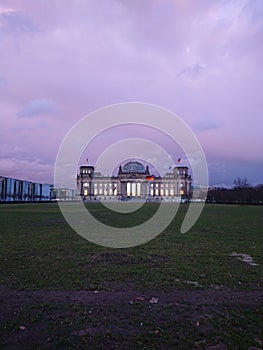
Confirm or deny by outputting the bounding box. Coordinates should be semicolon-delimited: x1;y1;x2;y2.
207;177;263;205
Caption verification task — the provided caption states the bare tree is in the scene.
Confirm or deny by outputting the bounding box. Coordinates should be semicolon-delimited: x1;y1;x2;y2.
233;177;249;205
255;184;263;204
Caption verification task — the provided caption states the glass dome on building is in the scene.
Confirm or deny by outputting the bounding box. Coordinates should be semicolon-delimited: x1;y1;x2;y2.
122;161;145;173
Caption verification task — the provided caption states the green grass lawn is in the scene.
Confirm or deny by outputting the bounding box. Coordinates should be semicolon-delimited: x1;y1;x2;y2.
0;202;262;291
1;203;263;349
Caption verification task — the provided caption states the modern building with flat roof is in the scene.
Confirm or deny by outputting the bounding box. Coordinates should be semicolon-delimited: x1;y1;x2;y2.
0;176;53;202
0;176;75;202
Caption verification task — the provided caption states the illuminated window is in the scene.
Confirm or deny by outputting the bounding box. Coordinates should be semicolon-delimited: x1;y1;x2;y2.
127;182;131;196
137;183;141;196
131;183;136;196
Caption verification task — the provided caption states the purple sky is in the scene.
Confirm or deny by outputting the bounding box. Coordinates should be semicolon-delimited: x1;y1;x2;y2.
0;0;262;187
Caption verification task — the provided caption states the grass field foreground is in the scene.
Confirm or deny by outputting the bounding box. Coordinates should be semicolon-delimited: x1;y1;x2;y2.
1;203;263;349
0;203;262;291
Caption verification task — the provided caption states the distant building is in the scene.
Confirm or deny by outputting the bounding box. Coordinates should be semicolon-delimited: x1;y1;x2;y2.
0;175;77;202
76;161;192;201
0;176;54;202
54;188;75;201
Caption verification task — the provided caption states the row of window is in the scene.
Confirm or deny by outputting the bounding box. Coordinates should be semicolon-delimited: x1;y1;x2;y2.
83;182;186;188
83;188;117;196
150;183;185;188
83;188;184;197
83;182;118;188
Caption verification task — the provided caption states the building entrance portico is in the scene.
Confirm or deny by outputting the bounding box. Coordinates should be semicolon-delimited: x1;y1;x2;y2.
126;181;142;197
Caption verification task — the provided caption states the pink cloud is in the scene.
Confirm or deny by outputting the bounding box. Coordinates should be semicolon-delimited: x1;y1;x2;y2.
0;0;262;185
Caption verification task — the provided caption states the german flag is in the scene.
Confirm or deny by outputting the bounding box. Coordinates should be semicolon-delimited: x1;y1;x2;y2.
145;175;154;181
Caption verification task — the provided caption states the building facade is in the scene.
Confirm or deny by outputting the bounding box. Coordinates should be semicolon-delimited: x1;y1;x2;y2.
76;161;192;201
0;176;54;202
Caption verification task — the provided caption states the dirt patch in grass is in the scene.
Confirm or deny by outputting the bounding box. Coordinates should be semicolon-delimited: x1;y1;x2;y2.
88;251;169;266
230;252;259;266
1;284;263;350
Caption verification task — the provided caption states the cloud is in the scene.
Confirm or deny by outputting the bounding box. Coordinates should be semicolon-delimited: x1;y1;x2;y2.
17;99;56;118
0;10;37;35
0;0;262;187
0;156;54;184
0;75;7;87
10;120;49;132
193;120;222;132
0;4;16;15
207;158;263;187
176;63;206;79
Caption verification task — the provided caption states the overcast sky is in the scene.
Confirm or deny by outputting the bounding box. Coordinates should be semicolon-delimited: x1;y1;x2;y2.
0;0;262;187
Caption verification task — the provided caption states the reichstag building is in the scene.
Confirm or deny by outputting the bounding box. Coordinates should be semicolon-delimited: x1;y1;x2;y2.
76;161;192;201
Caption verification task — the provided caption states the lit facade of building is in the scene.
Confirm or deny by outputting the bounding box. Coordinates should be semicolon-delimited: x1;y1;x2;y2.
0;176;76;202
0;176;53;202
76;161;192;201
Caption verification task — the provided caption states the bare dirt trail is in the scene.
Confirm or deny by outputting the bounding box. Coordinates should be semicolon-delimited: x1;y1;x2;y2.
1;285;263;350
